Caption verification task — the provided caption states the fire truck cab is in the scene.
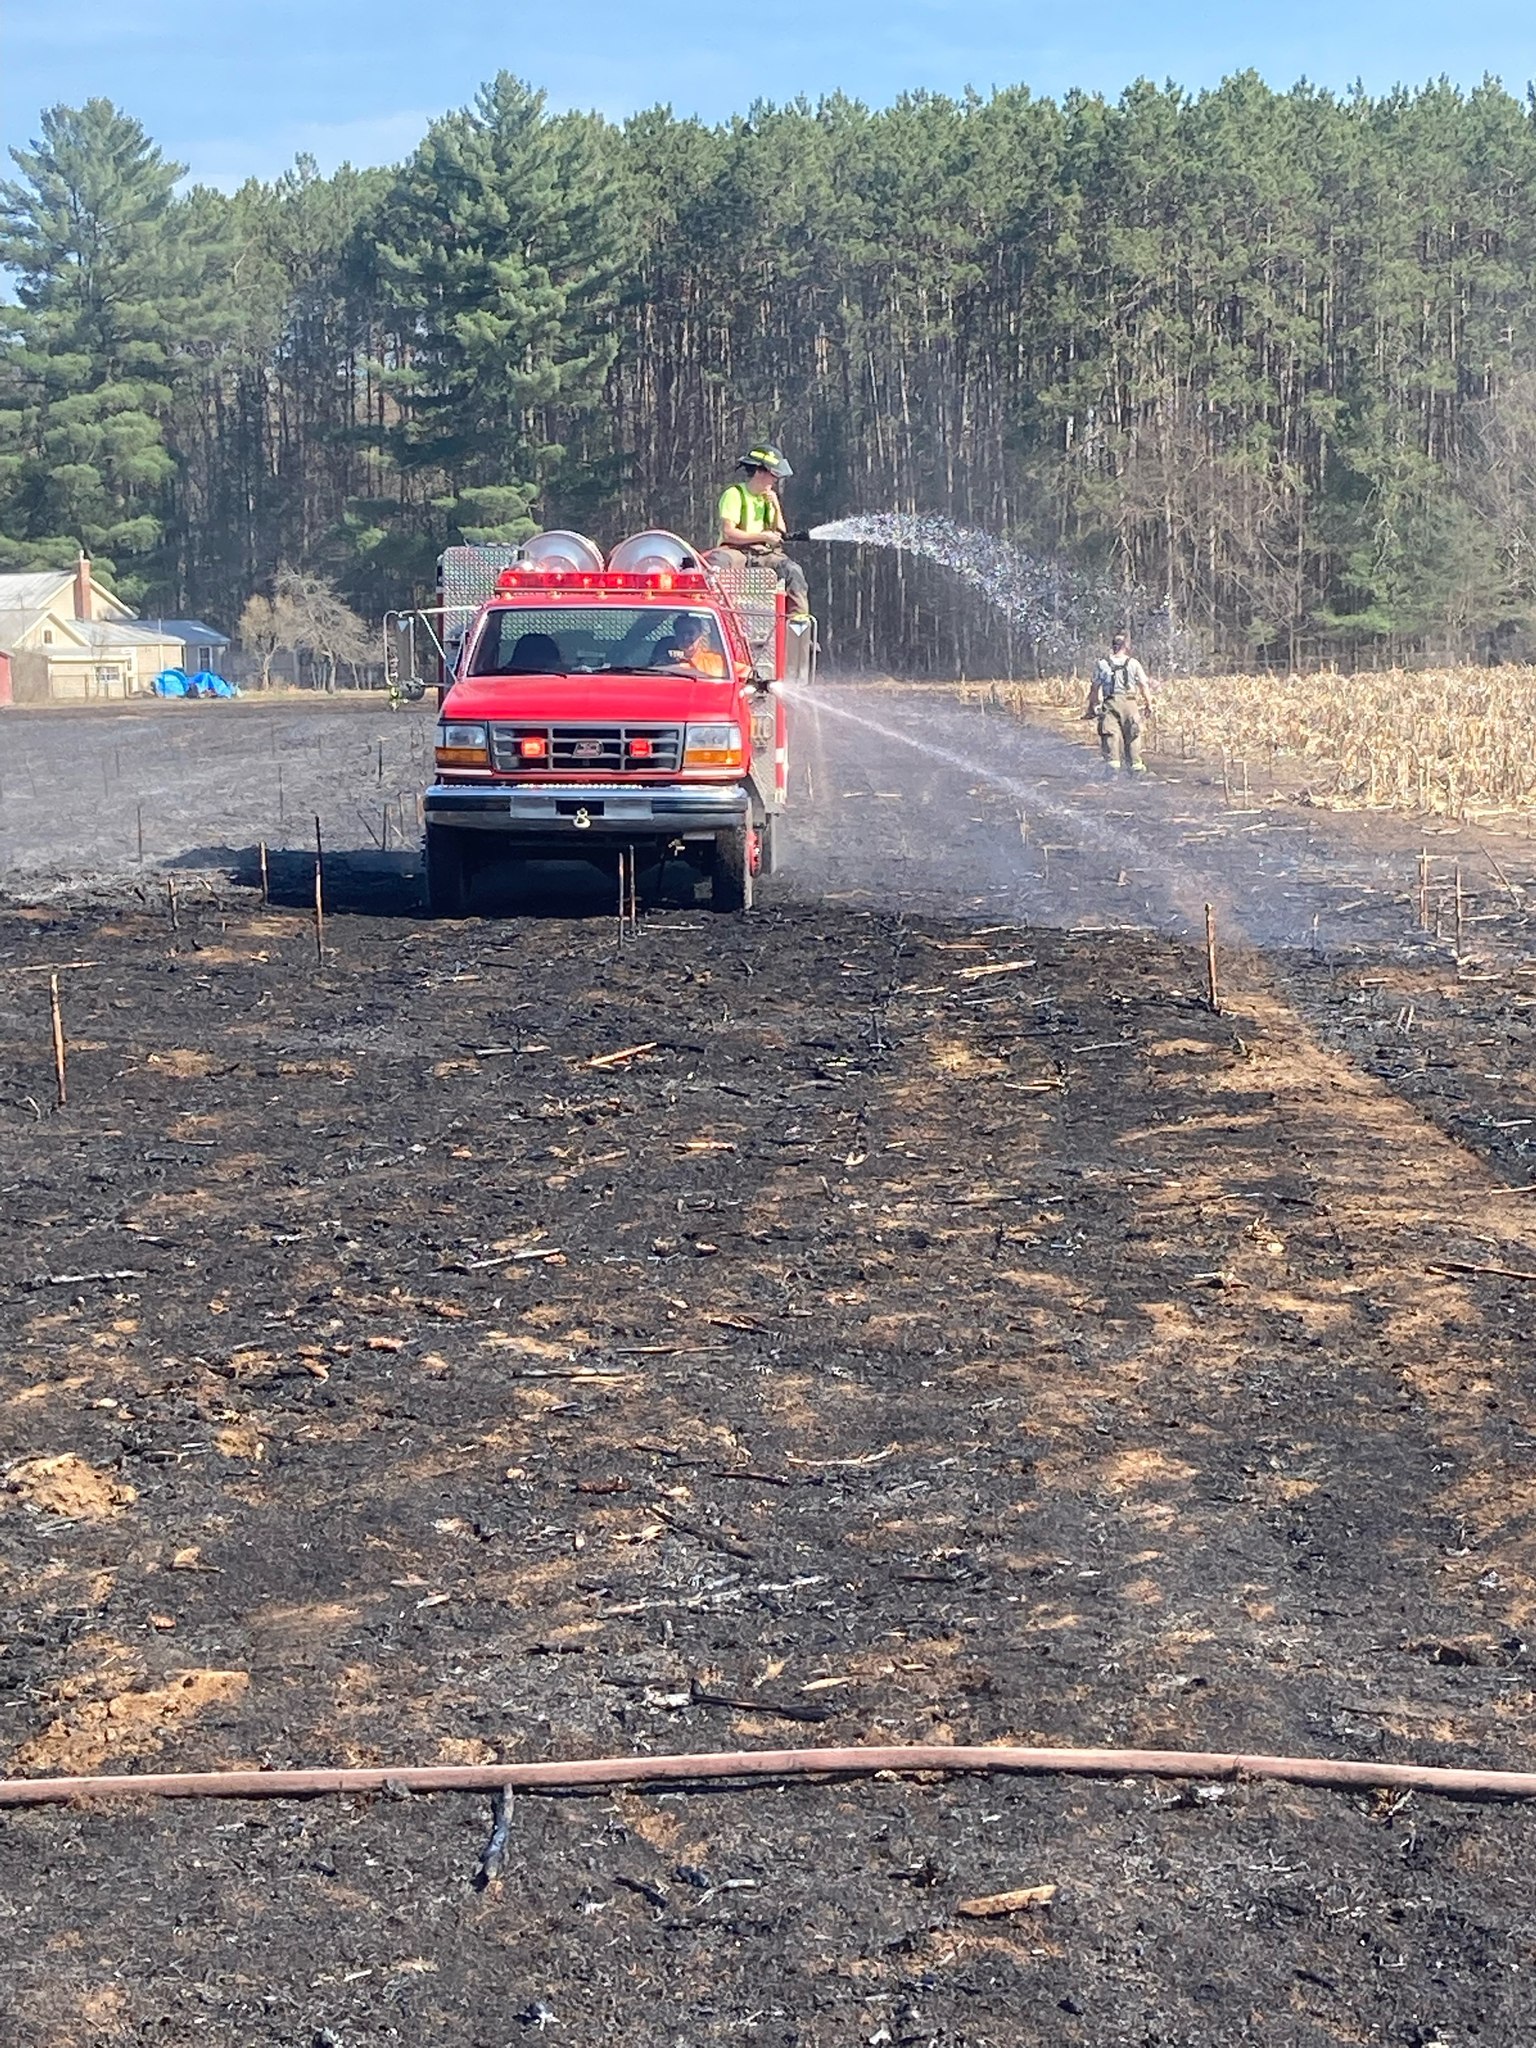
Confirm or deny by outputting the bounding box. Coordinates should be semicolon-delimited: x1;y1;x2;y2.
389;529;807;916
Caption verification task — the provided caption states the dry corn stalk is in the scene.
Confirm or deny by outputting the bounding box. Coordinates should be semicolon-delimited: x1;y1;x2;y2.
939;666;1536;821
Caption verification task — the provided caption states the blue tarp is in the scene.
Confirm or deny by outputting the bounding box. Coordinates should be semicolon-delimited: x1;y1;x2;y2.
153;667;238;698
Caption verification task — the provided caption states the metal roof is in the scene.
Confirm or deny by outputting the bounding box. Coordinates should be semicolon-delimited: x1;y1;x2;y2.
0;615;182;655
140;618;231;645
0;569;137;650
0;571;73;612
71;620;182;650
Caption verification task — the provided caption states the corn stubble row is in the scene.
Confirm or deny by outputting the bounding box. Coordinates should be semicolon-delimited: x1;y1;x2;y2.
956;668;1536;819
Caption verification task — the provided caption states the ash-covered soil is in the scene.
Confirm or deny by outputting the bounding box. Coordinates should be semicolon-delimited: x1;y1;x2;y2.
4;696;1536;2046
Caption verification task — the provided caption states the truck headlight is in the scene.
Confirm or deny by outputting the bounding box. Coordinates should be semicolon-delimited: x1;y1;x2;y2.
683;722;744;768
436;721;489;767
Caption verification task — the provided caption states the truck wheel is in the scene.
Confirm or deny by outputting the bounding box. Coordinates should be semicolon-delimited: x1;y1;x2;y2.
711;824;754;912
425;825;475;917
758;814;779;876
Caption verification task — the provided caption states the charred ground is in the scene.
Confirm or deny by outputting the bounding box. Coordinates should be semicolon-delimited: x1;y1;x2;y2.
3;697;1536;2045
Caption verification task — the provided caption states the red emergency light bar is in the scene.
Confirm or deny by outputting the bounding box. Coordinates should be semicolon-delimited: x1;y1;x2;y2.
493;567;710;594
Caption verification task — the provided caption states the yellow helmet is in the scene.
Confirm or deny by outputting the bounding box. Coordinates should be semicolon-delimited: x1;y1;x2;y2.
739;444;793;480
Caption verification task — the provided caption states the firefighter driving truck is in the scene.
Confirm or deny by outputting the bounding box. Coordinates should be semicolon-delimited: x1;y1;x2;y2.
385;527;809;917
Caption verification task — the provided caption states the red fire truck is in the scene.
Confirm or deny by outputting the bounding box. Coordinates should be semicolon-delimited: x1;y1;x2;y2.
386;529;809;916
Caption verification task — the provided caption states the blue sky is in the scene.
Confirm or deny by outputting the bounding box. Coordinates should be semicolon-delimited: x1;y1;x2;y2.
4;0;1536;188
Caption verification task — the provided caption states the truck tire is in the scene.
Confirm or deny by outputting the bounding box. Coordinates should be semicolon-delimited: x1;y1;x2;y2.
758;813;779;876
711;824;754;912
425;825;475;917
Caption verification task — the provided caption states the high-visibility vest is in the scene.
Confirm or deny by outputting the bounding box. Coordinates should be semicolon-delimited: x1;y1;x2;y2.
718;483;775;537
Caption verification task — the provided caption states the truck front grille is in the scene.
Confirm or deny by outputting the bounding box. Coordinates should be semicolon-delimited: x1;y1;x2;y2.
489;724;683;774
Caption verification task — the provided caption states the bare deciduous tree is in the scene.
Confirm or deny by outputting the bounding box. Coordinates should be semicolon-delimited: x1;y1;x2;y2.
273;567;373;690
239;569;373;690
236;593;288;688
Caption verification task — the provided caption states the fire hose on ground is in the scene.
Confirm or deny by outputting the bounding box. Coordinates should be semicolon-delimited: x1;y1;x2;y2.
3;1740;1536;1810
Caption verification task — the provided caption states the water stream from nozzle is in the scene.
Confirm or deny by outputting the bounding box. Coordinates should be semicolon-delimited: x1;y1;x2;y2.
807;512;1194;673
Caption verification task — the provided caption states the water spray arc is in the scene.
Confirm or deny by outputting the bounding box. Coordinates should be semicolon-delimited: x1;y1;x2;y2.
808;512;1194;673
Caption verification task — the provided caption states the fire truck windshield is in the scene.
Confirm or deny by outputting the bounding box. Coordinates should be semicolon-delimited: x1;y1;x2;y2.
467;606;730;679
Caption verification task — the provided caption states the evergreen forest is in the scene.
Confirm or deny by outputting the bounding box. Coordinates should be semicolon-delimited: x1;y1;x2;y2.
6;72;1536;673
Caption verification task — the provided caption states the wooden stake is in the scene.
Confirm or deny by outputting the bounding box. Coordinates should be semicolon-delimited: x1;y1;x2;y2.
1204;903;1221;1014
314;817;325;908
49;973;67;1109
313;861;325;967
377;739;385;784
258;841;270;903
1454;863;1465;960
1417;848;1430;930
166;877;179;931
381;805;390;852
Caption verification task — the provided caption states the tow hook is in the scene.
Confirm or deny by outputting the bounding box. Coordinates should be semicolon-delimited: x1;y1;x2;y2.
573;807;592;831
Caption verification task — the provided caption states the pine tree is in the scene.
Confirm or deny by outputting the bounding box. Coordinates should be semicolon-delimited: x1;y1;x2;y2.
356;73;634;589
0;99;207;597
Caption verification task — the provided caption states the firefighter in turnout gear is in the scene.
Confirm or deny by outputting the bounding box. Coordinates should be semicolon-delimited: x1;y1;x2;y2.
1085;632;1153;774
713;444;810;614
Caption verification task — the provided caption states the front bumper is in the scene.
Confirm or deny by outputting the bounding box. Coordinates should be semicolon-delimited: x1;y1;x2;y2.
424;780;749;840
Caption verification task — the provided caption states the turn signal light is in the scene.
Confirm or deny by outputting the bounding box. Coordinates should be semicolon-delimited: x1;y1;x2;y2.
682;722;744;769
435;719;489;769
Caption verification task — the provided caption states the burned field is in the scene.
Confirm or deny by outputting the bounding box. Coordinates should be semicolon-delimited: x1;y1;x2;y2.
5;705;1536;2043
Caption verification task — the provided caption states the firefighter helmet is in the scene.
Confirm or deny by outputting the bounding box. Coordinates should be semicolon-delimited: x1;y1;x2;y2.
739;444;793;480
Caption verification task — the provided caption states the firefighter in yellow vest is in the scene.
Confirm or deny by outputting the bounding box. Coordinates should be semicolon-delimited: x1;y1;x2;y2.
713;445;809;614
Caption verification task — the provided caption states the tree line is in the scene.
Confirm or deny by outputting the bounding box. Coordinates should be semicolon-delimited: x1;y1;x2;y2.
6;73;1536;673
